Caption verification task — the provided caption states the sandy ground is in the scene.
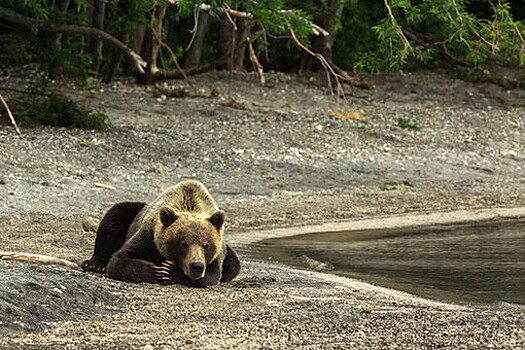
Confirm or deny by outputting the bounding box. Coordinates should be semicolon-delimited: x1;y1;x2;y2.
1;69;525;348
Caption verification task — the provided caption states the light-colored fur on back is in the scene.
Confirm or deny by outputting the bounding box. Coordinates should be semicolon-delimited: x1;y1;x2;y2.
127;181;220;239
150;181;218;217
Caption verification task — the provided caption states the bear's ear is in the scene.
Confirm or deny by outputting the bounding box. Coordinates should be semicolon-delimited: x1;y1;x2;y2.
208;210;225;231
160;206;178;227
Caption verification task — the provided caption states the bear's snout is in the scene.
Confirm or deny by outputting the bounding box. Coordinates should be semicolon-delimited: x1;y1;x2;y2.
182;244;206;279
189;262;205;278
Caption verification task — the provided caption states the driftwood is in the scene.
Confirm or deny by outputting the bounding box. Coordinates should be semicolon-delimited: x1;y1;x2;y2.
0;6;146;73
0;251;79;269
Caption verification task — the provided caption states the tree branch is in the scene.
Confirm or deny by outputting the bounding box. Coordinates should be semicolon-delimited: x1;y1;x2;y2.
0;6;146;73
153;40;250;81
248;38;265;85
0;93;23;139
198;4;328;36
199;4;253;21
289;27;346;104
383;0;413;59
279;10;329;36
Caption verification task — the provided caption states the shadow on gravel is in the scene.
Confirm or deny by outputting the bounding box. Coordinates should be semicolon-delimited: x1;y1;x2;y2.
0;261;120;334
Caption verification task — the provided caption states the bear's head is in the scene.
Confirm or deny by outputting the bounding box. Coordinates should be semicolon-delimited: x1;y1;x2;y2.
154;206;224;280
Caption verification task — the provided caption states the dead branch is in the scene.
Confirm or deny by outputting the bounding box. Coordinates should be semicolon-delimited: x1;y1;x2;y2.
311;24;329;37
279;10;329;37
198;5;325;36
327;59;370;89
0;6;146;73
220;99;247;110
404;30;473;68
152;40;250;81
149;19;196;91
221;3;239;31
153;3;330;85
186;5;202;52
160;41;197;91
199;3;253;21
383;0;413;59
247;38;265;85
0;251;79;269
0;93;23;139
289;27;347;105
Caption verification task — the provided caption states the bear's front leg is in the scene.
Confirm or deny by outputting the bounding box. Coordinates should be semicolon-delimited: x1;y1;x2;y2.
221;244;241;283
106;254;169;284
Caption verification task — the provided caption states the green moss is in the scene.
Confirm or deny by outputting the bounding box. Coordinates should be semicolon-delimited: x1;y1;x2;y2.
382;182;399;191
5;94;112;130
397;118;421;131
382;180;413;191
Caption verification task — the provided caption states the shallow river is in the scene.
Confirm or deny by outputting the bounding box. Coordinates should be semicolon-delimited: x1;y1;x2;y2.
249;221;525;308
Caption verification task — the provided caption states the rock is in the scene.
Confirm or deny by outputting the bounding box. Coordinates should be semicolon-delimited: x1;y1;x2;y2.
81;217;99;233
299;255;334;271
503;150;518;160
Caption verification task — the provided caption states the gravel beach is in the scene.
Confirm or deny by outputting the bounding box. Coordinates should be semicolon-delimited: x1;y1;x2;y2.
1;69;524;348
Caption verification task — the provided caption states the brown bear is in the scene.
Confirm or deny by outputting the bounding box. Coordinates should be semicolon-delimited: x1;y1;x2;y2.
81;180;240;287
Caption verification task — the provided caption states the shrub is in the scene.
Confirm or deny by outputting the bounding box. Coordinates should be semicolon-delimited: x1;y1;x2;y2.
5;93;112;130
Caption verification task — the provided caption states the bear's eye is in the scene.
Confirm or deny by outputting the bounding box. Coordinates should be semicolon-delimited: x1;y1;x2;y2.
203;243;210;250
181;241;189;248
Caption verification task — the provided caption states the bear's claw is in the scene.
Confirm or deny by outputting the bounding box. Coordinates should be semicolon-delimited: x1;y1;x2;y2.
162;260;175;268
81;258;107;273
153;260;175;283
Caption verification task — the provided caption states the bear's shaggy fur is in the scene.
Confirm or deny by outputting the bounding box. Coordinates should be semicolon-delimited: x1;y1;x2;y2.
81;181;240;287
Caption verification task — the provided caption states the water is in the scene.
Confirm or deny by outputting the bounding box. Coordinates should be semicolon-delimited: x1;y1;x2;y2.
249;221;525;307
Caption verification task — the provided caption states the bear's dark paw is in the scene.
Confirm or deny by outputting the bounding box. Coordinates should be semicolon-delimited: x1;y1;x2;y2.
188;279;209;288
81;257;107;273
153;260;175;284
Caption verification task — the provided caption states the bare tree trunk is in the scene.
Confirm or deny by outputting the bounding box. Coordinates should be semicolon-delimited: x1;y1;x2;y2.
134;25;146;55
146;39;249;82
88;0;107;74
149;6;167;73
232;18;249;70
300;0;346;71
49;0;71;79
0;6;146;70
103;31;130;83
183;10;211;70
121;25;146;75
137;6;167;84
217;14;249;70
217;14;232;70
137;30;154;84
